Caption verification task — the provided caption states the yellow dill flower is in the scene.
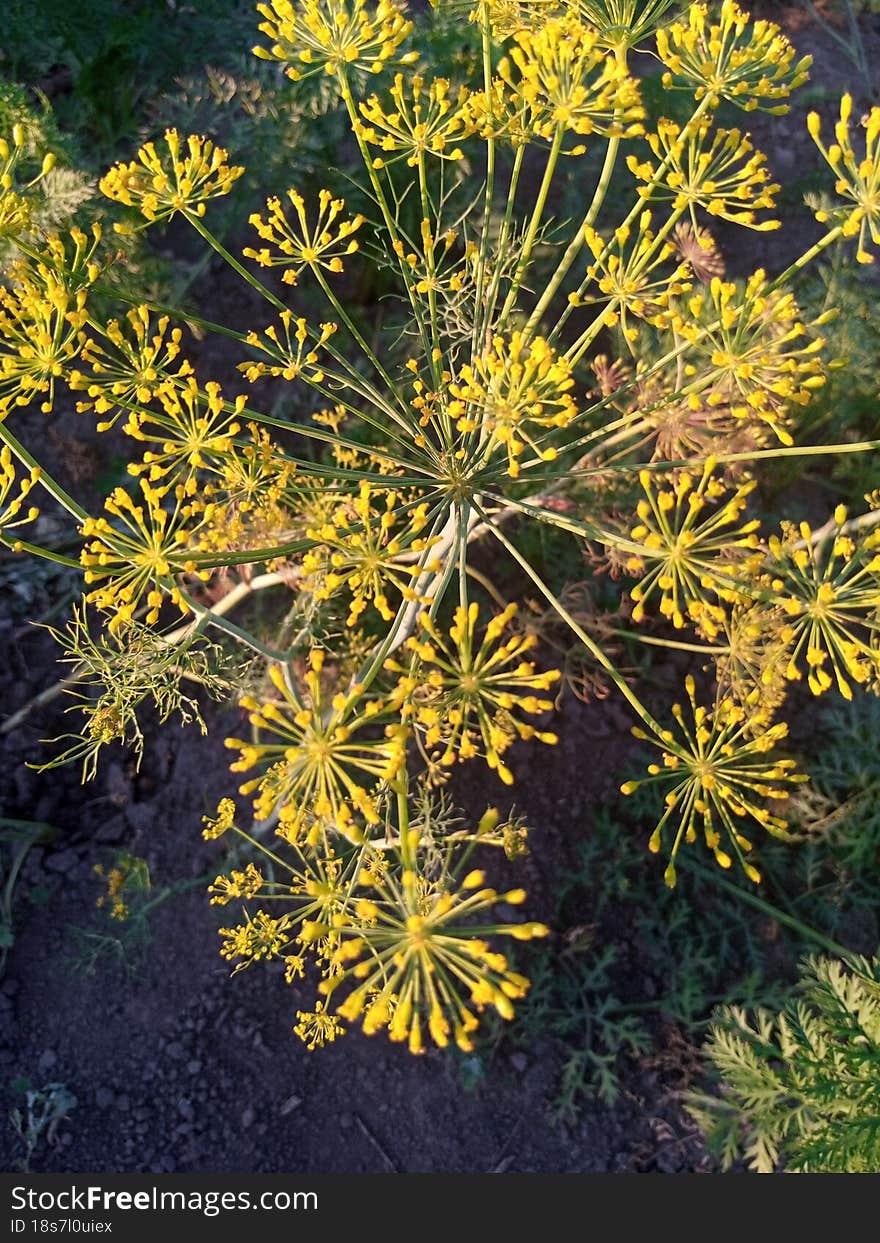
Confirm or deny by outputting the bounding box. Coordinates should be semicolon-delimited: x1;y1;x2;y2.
573;0;678;53
449;331;576;478
244;188;364;285
0;126;56;241
219;909;293;969
80;479;205;633
386;602;560;784
0;444;40;542
470;0;558;39
497;17;644;145
766;512;880;700
124;377;246;490
626;461;759;635
253;0;415;81
69;306;192;429
808;97;880;264
0;237;96;416
99;129;244;223
294;1002;345;1049
575;212;692;345
202;797;238;839
239;312;337;383
655;1;811;114
356;73;473;168
627;119;780;230
225;650;406;840
208;862;265;906
621;675;806;886
669;271;829;446
712;599;791;721
329;850;547;1052
302;481;437;626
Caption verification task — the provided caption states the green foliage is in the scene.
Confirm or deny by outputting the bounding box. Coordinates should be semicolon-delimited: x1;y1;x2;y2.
691;954;880;1172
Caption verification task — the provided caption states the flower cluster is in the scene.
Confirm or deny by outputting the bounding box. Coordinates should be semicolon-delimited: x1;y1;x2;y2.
253;0;414;81
244;189;365;285
356;74;473;167
655;0;811;113
100;130;244;223
622;676;806;886
387;603;560;784
808;98;880;264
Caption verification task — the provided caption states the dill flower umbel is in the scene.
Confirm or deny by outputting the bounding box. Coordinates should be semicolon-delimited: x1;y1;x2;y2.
808;98;880;264
327;845;548;1052
655;1;811;113
627;119;780;230
575;213;692;345
669;271;829;445
80;480;205;633
0;249;90;417
765;511;880;700
302;482;437;626
449;332;576;477
226;650;406;841
497;17;644;144
124;377;246;489
244;189;365;285
253;0;415;81
626;461;759;634
356;73;473;167
69;306;192;427
239;313;337;383
99;130;244;223
621;675;806;886
387;602;560;784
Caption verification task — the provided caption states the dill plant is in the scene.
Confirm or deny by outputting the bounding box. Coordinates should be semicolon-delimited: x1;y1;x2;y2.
1;0;880;1054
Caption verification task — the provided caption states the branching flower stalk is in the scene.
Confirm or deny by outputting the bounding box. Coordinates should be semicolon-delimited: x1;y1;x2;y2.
1;0;878;1052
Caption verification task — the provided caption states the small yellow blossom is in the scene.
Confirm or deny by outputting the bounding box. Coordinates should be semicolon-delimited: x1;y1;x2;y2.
244;189;364;285
253;0;414;81
100;130;244;223
808;97;880;264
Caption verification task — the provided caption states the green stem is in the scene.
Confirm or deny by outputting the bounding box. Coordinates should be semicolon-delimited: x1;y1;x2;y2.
527;133;620;338
687;861;859;963
474;499;664;736
0;426;88;523
1;538;81;568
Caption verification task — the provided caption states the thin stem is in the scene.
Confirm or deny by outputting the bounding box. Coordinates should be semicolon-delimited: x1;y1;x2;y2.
184;213;288;313
498;126;565;327
0;426;88;523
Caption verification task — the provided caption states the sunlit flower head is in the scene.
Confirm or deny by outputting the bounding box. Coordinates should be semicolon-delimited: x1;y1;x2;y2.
0;444;40;542
669;271;829;446
69;306;193;428
253;0;415;81
244;189;364;285
226;650;406;841
621;675;806;886
655;1;811;114
100;130;244;223
449;331;577;477
239;312;337;383
80;479;204;633
808;98;880;264
627;119;780;230
387;602;560;784
356;74;473;168
766;509;880;700
626;460;759;635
